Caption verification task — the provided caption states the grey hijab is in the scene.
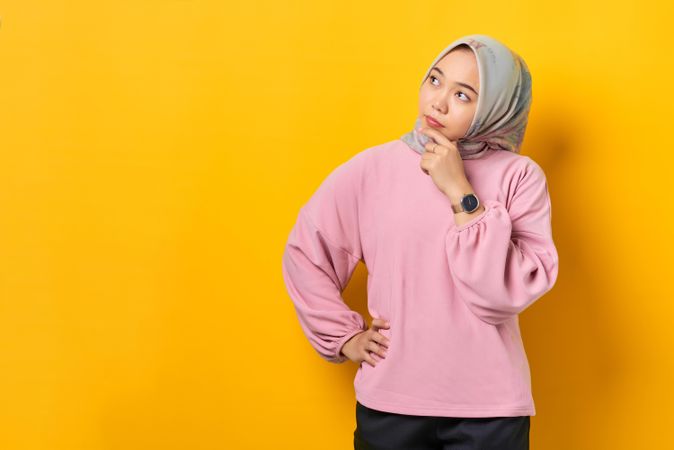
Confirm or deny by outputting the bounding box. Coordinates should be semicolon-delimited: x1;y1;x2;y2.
401;34;533;160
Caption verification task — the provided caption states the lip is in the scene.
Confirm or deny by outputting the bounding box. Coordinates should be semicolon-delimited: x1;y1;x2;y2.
424;115;444;128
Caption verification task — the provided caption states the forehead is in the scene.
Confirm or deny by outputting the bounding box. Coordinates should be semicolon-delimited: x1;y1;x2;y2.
433;49;479;86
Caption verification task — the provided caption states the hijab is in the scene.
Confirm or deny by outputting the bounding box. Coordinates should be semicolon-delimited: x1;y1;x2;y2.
400;34;533;160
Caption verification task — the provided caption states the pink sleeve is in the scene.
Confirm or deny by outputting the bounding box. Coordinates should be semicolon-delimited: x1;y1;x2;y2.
445;158;559;326
281;155;368;363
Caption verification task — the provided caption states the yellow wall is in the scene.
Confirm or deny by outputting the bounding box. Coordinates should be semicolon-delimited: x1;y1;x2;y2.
1;1;672;449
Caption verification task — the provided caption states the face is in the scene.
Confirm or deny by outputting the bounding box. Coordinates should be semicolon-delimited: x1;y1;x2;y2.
418;47;480;142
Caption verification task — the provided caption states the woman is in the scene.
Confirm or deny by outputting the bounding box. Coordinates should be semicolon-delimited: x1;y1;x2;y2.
281;33;559;449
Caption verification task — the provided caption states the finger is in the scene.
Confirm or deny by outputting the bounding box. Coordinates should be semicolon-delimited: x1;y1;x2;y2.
368;340;388;357
421;129;459;152
370;352;384;364
423;141;437;153
424;141;447;155
373;332;390;348
363;351;378;367
367;340;382;354
420;159;431;175
367;341;385;358
419;127;452;148
372;318;390;330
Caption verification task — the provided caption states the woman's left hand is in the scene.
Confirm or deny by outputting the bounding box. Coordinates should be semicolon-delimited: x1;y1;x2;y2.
418;127;469;196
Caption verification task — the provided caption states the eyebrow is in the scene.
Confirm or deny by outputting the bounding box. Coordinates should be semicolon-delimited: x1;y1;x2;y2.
430;67;479;96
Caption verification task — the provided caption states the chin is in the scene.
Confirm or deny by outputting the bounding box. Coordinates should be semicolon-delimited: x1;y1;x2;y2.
441;131;456;140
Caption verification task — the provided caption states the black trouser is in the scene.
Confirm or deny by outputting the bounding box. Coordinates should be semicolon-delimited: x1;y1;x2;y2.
354;400;530;450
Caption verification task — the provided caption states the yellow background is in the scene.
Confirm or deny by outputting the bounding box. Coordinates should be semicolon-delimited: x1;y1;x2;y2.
1;1;672;449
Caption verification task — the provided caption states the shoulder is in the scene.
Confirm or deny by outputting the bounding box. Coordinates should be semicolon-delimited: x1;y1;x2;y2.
517;155;548;189
354;138;402;162
490;150;548;185
326;139;402;177
307;140;397;203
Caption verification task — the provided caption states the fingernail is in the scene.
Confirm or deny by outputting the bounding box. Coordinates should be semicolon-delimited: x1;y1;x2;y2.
385;322;390;326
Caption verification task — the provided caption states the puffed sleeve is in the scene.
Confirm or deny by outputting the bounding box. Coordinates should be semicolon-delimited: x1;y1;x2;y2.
445;157;559;326
281;153;369;363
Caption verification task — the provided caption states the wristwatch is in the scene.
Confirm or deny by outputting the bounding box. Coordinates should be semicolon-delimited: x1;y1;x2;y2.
451;193;480;214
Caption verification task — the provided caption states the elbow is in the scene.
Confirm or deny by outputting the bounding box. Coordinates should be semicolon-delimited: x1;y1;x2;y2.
461;276;558;326
456;287;526;325
548;249;560;290
465;295;542;326
465;302;524;326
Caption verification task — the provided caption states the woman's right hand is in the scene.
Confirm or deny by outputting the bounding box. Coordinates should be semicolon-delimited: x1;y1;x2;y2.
340;318;391;367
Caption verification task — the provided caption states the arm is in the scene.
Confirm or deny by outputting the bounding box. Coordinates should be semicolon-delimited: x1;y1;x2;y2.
444;158;559;325
281;153;369;363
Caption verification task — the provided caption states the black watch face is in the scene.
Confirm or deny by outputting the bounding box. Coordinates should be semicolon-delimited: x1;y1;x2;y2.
461;194;479;212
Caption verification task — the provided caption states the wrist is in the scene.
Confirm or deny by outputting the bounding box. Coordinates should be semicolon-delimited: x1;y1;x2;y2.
443;179;473;203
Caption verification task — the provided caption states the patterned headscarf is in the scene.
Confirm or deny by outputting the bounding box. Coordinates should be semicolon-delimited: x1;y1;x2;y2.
401;34;533;160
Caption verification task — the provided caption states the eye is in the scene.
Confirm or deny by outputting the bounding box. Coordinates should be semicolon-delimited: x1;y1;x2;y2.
457;92;470;102
430;76;470;102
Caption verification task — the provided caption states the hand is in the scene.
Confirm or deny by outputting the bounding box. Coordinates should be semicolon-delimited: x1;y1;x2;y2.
418;127;470;197
341;318;390;367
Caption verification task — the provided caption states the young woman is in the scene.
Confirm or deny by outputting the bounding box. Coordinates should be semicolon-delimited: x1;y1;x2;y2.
281;33;559;450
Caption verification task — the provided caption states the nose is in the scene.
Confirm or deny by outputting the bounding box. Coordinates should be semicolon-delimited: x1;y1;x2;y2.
432;93;449;114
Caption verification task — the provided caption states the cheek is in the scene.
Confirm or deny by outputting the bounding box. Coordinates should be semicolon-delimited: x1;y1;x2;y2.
465;105;478;122
452;102;474;120
419;87;434;102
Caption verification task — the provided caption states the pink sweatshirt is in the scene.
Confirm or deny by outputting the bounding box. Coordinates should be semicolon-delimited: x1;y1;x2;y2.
281;138;559;417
